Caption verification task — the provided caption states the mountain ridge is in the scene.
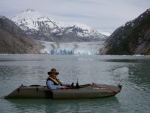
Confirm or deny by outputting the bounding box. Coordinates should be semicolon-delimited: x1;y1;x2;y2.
100;8;150;55
12;9;107;42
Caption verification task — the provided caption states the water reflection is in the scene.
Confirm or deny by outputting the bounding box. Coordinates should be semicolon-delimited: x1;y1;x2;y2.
7;97;119;113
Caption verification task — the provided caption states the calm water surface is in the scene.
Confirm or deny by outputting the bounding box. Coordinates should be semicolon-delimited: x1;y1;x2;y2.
0;55;150;113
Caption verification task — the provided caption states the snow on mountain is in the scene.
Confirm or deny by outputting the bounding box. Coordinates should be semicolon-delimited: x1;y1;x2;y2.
12;9;57;31
12;9;107;42
99;31;112;36
58;21;92;31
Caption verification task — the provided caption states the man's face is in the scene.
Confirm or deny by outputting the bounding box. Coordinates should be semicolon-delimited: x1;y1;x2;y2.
51;73;57;79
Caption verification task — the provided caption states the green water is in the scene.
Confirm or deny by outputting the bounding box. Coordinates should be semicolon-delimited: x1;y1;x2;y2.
0;55;150;113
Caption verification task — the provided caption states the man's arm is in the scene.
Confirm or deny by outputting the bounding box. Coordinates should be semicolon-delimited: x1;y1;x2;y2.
46;80;62;90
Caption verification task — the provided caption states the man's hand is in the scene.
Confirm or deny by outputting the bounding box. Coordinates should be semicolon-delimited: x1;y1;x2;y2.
61;86;68;89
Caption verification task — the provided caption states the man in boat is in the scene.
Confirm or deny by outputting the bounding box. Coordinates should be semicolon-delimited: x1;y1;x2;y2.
46;68;69;89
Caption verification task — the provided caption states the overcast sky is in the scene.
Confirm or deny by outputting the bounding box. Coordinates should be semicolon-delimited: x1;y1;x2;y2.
0;0;150;35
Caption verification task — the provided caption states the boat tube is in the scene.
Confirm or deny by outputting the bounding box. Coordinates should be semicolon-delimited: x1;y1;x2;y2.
4;84;122;99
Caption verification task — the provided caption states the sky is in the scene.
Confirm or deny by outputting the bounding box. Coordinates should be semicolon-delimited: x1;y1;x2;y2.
0;0;150;35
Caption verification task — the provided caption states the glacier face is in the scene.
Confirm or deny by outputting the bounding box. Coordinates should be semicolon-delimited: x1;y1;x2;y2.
40;41;104;55
12;9;107;42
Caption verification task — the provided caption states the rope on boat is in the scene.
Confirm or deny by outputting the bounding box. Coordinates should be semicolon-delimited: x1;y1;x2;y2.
92;83;122;94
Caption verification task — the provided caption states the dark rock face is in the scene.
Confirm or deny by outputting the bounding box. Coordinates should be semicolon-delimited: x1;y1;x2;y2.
0;16;43;54
100;9;150;55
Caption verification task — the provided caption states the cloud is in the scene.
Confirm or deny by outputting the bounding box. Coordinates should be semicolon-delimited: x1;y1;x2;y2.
0;0;149;33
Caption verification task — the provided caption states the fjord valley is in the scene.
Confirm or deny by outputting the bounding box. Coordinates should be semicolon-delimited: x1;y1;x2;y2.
0;2;150;113
1;8;150;55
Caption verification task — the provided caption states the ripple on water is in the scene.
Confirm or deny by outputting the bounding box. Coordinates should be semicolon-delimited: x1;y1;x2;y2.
0;55;150;113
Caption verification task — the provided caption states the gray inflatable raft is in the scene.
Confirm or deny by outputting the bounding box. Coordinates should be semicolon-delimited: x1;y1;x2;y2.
4;84;122;99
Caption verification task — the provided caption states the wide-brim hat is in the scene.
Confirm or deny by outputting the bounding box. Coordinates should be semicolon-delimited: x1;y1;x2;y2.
48;68;59;75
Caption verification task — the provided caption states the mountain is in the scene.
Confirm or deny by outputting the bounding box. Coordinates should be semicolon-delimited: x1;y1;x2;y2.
0;15;42;54
12;9;107;42
100;8;150;55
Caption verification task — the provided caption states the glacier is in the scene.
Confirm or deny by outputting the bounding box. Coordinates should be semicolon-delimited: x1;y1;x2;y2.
40;41;104;55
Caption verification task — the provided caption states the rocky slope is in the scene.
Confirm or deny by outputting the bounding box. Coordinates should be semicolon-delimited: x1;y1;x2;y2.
100;8;150;55
12;9;107;42
0;16;43;54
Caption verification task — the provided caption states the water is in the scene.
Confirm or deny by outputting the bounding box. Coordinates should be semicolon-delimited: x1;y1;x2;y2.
0;55;150;113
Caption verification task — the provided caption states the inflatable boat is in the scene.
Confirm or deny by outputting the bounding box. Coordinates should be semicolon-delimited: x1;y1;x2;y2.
4;84;122;99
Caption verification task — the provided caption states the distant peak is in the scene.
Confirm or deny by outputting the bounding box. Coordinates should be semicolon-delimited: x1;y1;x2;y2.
25;9;35;12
